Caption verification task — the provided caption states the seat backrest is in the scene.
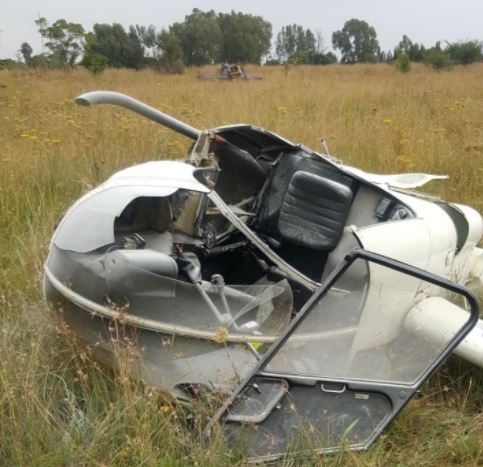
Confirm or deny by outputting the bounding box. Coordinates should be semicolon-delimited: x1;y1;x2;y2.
256;151;356;236
278;171;353;251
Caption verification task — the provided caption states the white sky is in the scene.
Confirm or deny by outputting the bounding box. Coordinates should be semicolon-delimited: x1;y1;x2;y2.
1;0;482;59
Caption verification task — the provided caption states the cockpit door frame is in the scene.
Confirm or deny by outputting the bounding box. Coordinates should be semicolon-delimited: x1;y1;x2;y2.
206;248;480;462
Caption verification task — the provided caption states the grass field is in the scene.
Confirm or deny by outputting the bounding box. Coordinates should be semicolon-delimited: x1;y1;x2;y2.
1;64;482;465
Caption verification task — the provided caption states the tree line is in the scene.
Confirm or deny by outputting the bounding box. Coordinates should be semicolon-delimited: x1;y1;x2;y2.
10;9;483;73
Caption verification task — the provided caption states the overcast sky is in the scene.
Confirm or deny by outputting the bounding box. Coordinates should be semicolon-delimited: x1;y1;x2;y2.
1;0;482;59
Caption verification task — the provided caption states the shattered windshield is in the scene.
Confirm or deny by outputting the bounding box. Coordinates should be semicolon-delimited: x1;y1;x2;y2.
53;185;179;253
51;247;293;340
105;258;293;338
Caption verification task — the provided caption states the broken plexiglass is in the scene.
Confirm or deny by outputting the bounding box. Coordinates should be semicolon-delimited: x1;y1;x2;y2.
53;186;179;253
217;255;477;460
101;257;293;338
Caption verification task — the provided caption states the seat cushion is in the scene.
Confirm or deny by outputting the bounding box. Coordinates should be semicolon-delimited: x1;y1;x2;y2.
278;171;353;250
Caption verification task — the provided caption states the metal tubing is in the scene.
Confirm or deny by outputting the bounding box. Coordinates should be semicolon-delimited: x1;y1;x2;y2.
75;91;201;140
207;190;320;292
194;282;231;325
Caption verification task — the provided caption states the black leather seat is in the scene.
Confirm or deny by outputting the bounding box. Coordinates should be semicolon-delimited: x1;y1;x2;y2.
255;150;357;237
278;171;353;251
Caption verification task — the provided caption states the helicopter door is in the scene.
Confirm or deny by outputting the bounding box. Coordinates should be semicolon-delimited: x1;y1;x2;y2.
207;249;479;462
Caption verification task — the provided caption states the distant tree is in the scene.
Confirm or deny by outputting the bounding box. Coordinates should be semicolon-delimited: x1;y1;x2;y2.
393;35;426;62
30;54;49;69
377;48;387;63
127;26;146;67
82;34;108;74
87;23;144;69
20;42;33;66
332;19;379;63
218;11;271;64
395;52;411;73
172;9;221;66
312;51;337;65
423;44;453;70
311;31;338;65
156;30;185;73
34;17;85;68
0;58;20;70
276;24;316;64
446;40;482;64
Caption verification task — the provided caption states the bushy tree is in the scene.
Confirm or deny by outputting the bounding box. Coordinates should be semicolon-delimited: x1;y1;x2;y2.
30;54;49;69
87;23;144;69
79;9;273;72
218;11;271;64
156;30;185;73
82;46;108;74
395;52;411;73
393;35;426;62
332;19;379;63
0;58;20;70
312;51;337;65
310;30;338;65
34;18;85;68
446;40;482;64
424;44;453;70
81;32;104;73
20;42;33;65
276;24;316;64
172;9;221;66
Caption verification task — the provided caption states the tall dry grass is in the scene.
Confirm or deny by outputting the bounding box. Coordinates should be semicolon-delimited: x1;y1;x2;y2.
0;64;482;465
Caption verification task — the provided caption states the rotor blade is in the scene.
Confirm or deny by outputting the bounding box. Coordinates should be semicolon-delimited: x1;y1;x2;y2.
75;91;201;140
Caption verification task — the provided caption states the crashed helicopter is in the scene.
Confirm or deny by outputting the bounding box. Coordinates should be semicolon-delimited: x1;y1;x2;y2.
44;91;483;461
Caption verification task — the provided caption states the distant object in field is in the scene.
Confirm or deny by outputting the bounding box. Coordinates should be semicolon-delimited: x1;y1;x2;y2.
198;63;262;81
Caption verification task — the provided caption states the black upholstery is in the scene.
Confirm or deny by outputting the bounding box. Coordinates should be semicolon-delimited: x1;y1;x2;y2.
256;150;356;235
278;171;353;251
213;143;267;203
